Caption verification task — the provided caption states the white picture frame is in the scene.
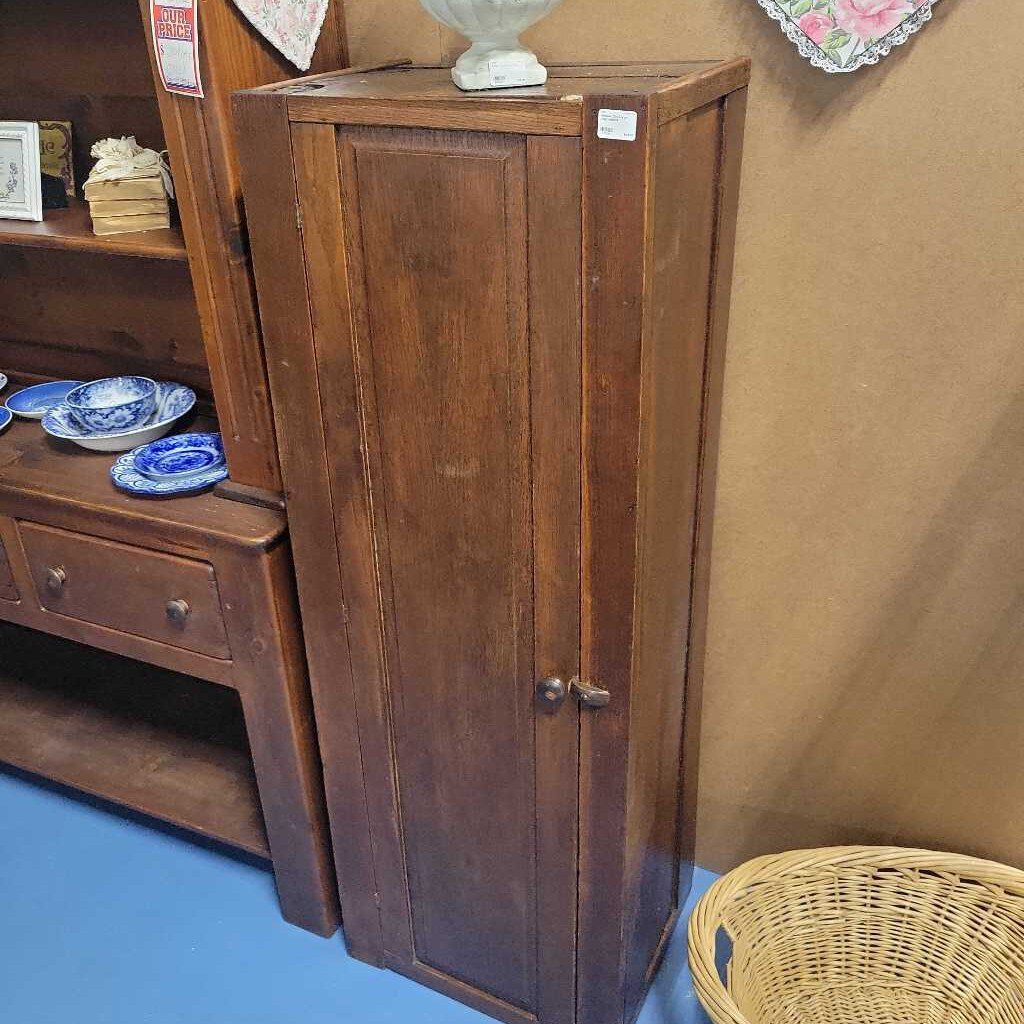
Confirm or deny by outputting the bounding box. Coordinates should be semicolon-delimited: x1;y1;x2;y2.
0;121;43;222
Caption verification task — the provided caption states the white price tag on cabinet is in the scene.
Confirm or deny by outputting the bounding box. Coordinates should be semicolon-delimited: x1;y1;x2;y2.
487;58;533;88
596;108;638;142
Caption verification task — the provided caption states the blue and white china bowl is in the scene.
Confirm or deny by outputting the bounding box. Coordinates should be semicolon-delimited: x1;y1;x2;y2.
111;444;228;497
5;380;83;420
42;382;196;452
0;408;11;435
0;373;7;393
133;433;225;481
66;376;157;433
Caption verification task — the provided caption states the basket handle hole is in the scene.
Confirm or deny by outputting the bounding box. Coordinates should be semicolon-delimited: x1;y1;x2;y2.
714;926;734;987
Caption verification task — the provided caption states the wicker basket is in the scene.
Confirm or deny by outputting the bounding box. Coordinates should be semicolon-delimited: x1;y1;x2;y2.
688;846;1024;1024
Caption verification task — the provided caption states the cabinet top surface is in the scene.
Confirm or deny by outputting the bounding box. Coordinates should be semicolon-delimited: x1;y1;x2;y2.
0;409;286;549
256;60;751;135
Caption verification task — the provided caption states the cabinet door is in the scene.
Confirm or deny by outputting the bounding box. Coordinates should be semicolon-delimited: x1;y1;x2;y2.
292;124;583;1024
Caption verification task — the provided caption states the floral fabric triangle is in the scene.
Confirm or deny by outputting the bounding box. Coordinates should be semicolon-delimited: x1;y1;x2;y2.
231;0;329;71
755;0;940;72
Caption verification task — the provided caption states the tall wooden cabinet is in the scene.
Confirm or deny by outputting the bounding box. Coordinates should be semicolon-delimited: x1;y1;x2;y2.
236;61;749;1024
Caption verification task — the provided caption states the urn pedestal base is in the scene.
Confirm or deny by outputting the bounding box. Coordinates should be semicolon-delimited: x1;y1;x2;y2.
451;44;548;91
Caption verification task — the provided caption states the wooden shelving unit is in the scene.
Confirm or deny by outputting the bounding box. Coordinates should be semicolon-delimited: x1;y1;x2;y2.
0;0;350;934
0;200;187;261
0;623;268;857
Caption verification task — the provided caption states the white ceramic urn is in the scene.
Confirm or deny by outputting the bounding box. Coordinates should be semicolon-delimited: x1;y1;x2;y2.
419;0;564;91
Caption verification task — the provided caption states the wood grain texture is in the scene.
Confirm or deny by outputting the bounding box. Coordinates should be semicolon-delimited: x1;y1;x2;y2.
0;248;211;400
274;118;588;1018
0;621;267;856
0;534;18;602
678;88;747;893
288;95;582;135
0;0;166;190
0;513;236;689
0;411;283;552
0;407;338;935
341;127;536;1009
655;58;752;124
0;201;186;261
279;63;750;137
239;61;747;1020
18;522;231;661
234;92;385;960
577;91;652;1024
137;0;347;491
0;0;341;938
621;99;722;1023
291;121;412;961
217;540;340;936
254;59;413;93
527;134;583;1024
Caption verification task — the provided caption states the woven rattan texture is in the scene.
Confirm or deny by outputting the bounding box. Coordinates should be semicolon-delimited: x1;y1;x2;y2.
689;847;1024;1024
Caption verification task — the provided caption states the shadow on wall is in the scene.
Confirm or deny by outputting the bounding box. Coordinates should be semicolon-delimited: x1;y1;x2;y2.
739;386;1024;862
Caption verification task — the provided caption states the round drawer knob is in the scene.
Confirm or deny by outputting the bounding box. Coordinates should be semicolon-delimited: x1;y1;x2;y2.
166;599;191;625
45;566;67;594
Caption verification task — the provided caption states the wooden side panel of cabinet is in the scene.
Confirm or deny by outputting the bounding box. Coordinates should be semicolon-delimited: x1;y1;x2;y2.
577;89;747;1024
621;99;724;1018
234;96;385;958
138;0;348;492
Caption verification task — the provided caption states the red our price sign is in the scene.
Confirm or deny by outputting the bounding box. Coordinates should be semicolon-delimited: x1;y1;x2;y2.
150;0;204;98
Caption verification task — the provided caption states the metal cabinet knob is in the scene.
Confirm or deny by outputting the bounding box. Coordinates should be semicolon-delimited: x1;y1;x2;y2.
537;676;567;709
45;566;67;594
166;599;191;625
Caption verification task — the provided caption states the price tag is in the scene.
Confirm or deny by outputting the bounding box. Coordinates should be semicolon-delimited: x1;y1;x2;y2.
488;58;533;89
150;0;204;98
596;108;638;142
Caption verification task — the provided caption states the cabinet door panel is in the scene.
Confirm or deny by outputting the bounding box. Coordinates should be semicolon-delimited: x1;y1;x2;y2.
294;123;581;1022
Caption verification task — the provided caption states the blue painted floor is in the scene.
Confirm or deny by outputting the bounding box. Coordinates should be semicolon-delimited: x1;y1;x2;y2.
0;767;715;1024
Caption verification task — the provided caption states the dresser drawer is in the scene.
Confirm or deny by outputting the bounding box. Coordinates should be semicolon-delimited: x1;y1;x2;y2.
0;536;17;601
18;523;231;659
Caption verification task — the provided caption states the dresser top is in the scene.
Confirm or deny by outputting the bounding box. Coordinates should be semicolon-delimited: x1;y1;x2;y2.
250;59;751;137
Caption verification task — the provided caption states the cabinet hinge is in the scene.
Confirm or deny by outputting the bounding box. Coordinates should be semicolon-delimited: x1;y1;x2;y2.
295;201;304;232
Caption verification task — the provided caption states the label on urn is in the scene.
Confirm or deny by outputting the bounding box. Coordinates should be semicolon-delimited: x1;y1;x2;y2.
487;58;534;88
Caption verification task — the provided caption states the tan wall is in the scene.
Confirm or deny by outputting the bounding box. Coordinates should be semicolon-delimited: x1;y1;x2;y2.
342;0;1024;872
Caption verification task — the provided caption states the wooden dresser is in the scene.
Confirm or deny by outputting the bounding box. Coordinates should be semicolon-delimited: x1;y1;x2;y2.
0;0;348;934
237;61;749;1022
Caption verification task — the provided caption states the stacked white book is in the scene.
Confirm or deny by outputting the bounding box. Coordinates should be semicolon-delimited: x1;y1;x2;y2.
83;137;171;236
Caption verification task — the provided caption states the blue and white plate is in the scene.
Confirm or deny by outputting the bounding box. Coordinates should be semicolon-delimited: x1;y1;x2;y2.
0;408;11;435
133;433;225;481
5;380;83;420
42;383;196;452
111;441;228;498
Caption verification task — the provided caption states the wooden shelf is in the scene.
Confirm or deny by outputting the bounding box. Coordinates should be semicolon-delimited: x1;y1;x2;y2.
0;200;187;262
0;623;270;858
0;408;285;551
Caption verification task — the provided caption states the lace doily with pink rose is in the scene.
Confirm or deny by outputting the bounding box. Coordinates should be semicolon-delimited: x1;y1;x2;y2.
231;0;330;71
756;0;941;72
